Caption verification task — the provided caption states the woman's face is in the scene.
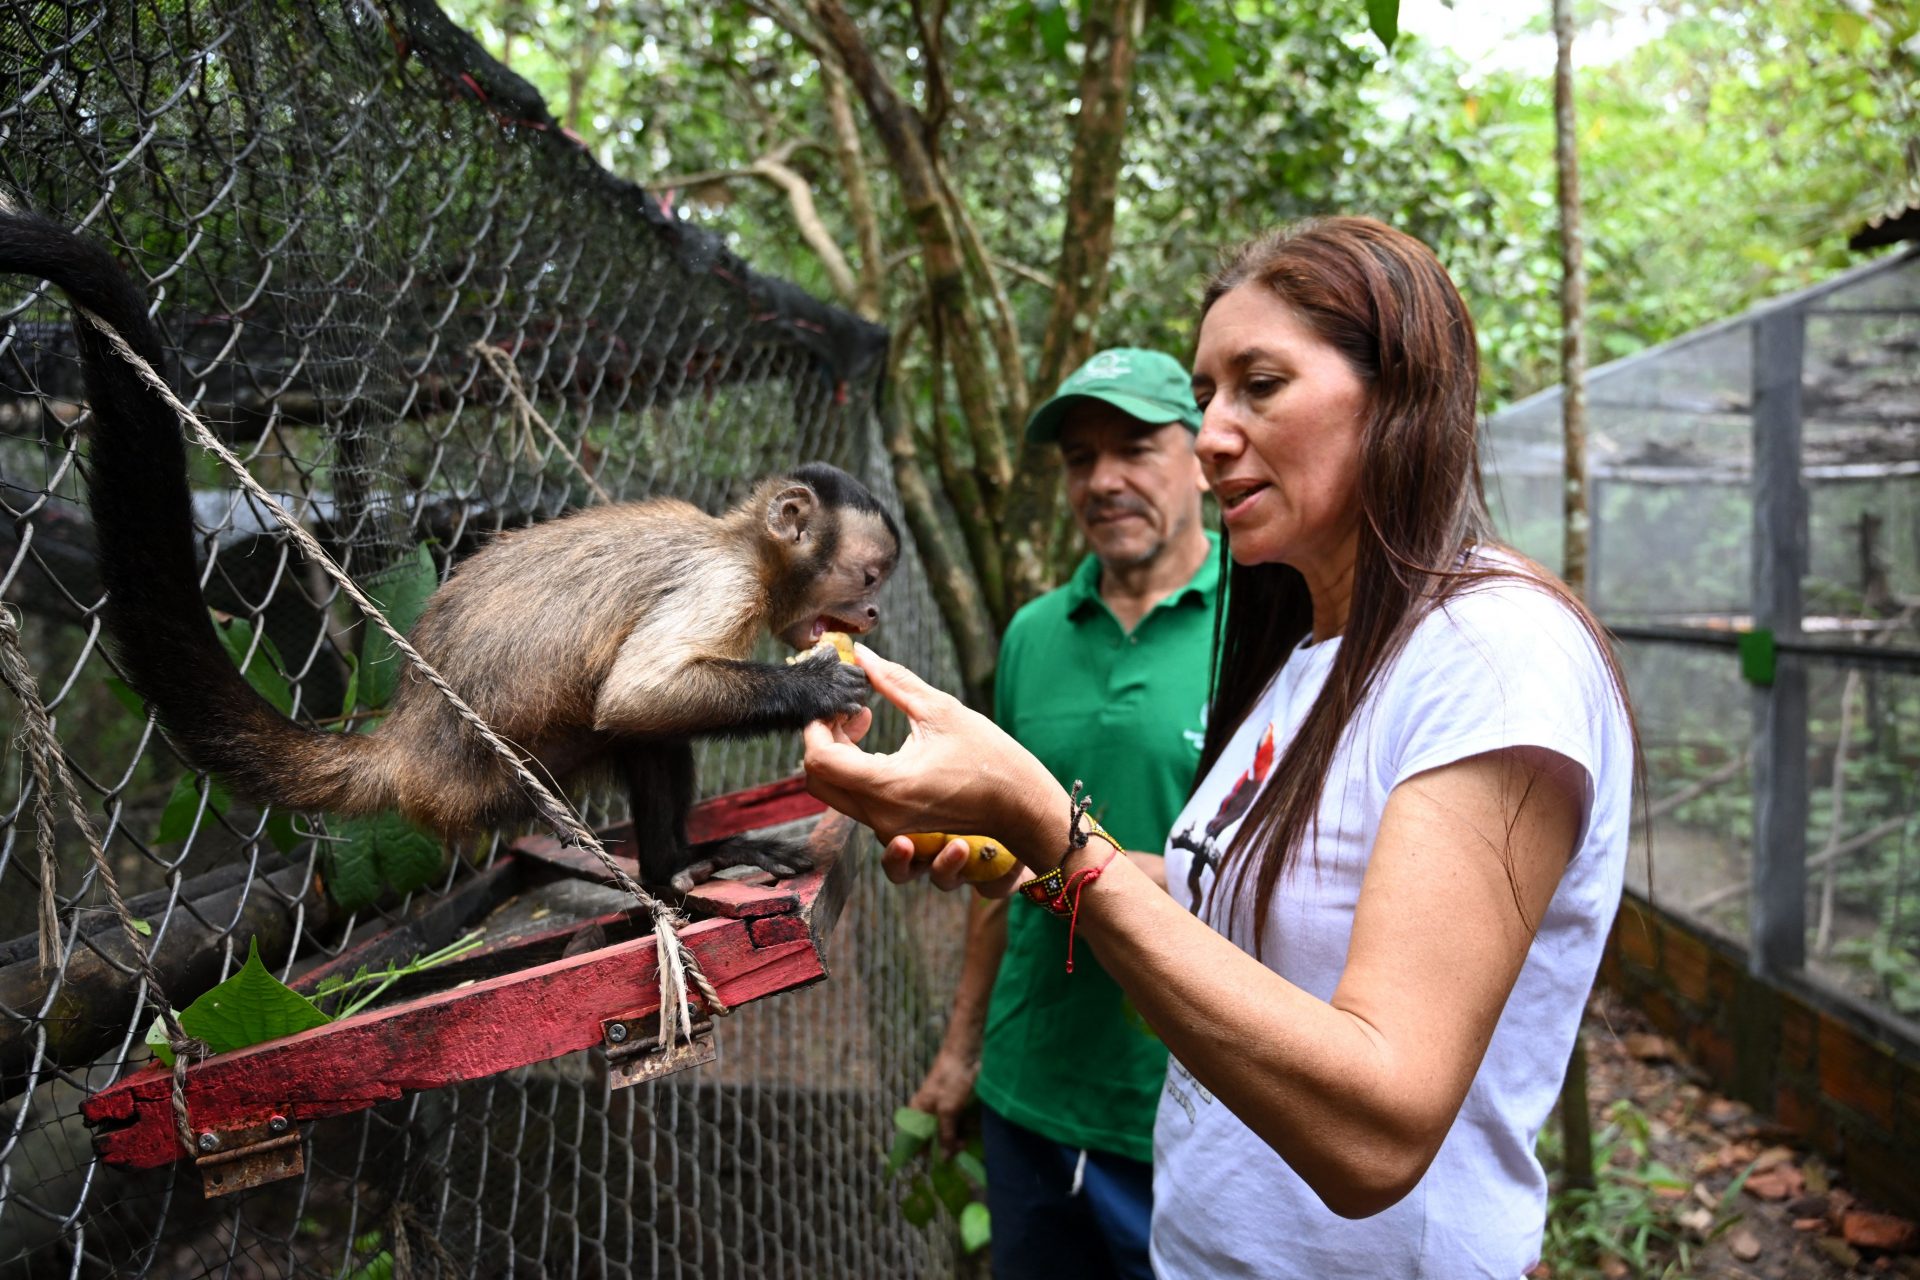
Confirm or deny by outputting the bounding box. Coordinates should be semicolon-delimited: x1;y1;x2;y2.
1191;283;1369;575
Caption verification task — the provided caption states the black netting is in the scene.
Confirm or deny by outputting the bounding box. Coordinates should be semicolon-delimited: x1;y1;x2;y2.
0;2;968;1275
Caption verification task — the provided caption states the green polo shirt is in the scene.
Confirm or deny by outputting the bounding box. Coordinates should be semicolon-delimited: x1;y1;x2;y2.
974;534;1220;1162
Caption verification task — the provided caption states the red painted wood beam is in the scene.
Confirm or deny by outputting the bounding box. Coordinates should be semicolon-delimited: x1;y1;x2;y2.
84;801;855;1173
85;912;819;1169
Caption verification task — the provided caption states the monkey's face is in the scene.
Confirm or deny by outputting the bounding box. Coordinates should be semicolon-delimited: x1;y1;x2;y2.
775;508;900;650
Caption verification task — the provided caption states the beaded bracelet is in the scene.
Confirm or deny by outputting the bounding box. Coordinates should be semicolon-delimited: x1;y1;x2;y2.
1018;781;1123;972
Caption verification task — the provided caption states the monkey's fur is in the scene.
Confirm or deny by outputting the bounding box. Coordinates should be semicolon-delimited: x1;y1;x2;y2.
0;210;899;890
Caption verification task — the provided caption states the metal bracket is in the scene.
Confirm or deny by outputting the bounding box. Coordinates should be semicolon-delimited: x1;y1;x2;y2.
602;1013;717;1089
193;1113;303;1197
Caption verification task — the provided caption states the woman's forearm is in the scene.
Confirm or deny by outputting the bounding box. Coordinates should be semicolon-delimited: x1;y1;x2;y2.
1066;854;1439;1217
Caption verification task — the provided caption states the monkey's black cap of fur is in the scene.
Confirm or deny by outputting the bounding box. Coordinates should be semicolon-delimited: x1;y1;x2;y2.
790;462;900;547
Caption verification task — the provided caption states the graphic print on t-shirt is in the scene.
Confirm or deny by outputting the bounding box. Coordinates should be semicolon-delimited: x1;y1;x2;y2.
1168;722;1276;916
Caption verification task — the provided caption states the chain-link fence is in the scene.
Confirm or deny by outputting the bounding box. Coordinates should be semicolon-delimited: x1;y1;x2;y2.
1;1;970;1274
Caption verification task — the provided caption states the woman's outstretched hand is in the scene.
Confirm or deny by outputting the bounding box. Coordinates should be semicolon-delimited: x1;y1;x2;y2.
801;644;1064;891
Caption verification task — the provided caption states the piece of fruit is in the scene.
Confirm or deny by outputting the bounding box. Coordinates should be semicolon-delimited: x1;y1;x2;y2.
789;629;858;665
902;832;1019;882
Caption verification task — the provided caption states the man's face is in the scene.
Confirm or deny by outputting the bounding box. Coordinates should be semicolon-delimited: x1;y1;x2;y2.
1058;402;1207;571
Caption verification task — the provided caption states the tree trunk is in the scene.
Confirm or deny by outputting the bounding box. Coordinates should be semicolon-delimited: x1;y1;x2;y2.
1001;0;1145;612
1552;0;1596;1198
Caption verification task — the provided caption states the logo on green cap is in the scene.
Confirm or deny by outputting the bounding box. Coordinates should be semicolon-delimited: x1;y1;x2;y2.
1024;346;1202;444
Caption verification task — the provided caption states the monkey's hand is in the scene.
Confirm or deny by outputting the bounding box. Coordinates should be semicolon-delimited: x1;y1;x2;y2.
670;833;815;894
787;646;872;723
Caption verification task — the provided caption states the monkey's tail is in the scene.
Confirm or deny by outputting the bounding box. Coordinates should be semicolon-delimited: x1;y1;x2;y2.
0;210;398;816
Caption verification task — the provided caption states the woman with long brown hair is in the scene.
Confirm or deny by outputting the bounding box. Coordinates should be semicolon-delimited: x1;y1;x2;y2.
804;217;1635;1277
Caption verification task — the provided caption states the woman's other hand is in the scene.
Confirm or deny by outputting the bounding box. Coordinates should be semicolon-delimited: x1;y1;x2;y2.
801;644;1065;873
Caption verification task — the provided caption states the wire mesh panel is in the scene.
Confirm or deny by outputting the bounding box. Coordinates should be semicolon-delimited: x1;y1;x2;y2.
1483;246;1920;1045
0;1;968;1275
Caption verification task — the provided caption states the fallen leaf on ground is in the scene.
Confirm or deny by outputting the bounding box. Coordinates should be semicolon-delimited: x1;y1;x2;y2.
1803;1158;1831;1195
1793;1217;1828;1233
1816;1236;1862;1268
1705;1097;1746;1127
1744;1164;1805;1201
1624;1032;1670;1061
1752;1145;1798;1172
1844;1212;1918;1252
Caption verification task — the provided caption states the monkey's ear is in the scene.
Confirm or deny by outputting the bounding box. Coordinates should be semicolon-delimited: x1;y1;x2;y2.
766;484;818;543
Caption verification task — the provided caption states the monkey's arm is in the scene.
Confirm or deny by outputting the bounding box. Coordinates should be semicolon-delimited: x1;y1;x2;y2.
595;647;869;739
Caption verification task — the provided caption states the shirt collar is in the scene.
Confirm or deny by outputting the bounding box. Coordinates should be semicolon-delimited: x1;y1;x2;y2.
1066;531;1222;621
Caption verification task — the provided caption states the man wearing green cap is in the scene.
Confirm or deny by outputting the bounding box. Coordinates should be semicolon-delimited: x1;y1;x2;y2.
909;347;1218;1279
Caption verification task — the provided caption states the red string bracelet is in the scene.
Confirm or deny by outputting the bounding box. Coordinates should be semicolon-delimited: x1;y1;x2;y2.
1015;781;1122;971
1052;846;1118;973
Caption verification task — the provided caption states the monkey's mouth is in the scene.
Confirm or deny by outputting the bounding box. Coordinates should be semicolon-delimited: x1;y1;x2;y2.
782;612;875;650
814;612;876;638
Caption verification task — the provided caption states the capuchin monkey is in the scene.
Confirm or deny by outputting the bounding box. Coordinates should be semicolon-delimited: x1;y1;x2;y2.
0;210;899;892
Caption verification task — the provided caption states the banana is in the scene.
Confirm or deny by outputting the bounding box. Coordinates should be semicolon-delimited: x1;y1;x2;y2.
902;832;1020;883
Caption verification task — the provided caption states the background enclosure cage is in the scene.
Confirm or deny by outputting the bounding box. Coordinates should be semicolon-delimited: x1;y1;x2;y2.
1484;246;1920;1057
0;1;970;1275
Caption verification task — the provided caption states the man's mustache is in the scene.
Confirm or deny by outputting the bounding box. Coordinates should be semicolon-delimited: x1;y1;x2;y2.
1085;497;1151;523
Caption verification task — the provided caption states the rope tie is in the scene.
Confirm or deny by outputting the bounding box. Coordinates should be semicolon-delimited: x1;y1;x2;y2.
81;308;727;1054
0;606;209;1153
468;341;612;504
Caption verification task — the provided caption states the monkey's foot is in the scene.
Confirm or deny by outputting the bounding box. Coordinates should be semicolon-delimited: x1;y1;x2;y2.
669;835;816;895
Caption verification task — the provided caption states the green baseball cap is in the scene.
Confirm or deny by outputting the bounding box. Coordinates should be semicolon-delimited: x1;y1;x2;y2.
1023;347;1203;444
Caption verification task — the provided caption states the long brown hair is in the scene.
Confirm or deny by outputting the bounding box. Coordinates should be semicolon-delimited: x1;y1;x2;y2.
1196;217;1633;953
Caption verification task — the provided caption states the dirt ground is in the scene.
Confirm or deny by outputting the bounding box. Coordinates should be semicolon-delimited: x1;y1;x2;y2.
1556;993;1917;1280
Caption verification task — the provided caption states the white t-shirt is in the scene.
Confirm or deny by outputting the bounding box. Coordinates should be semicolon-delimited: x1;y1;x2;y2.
1152;571;1632;1280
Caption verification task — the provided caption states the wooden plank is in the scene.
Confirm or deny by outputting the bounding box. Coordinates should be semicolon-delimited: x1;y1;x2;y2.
83;803;862;1172
1749;305;1810;981
685;774;825;844
84;913;823;1169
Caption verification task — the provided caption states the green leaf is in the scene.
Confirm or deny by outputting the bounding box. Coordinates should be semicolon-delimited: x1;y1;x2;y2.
264;811;301;856
893;1106;939;1142
1204;33;1237;86
955;1149;987;1188
959;1201;991;1254
886;1128;926;1176
1036;0;1069;61
1367;0;1398;51
129;917;152;936
145;1012;177;1066
329;812;445;908
103;675;145;717
157;773;230;843
322;837;381;911
899;1176;937;1228
338;653;360;722
930;1156;971;1217
213;615;294;716
358;546;439;709
346;1252;393;1280
175;938;331;1058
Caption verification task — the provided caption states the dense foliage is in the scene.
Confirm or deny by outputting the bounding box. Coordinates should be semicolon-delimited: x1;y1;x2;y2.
448;0;1916;410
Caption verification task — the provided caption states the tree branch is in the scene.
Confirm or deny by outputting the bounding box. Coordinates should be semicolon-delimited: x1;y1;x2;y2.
823;64;885;320
939;154;1029;428
1002;0;1144;610
750;155;861;306
743;0;840;69
910;0;953;137
804;0;1012;509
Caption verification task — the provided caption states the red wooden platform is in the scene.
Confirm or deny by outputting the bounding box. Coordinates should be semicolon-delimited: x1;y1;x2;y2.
82;776;854;1194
